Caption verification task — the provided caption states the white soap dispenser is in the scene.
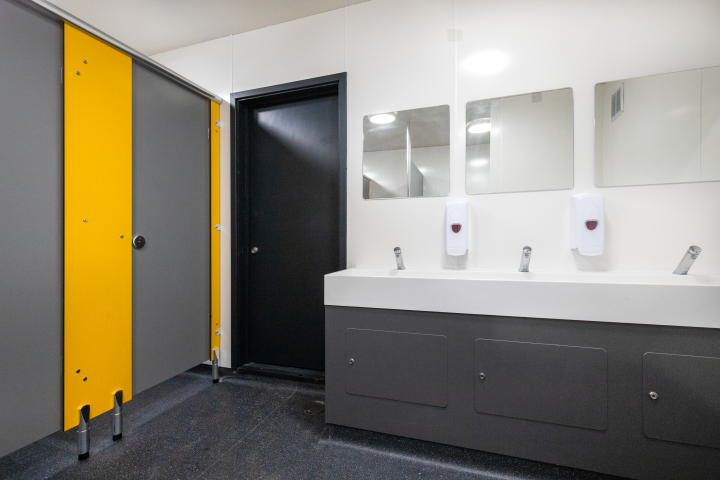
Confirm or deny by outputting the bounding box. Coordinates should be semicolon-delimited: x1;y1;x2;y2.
446;201;468;256
570;193;604;256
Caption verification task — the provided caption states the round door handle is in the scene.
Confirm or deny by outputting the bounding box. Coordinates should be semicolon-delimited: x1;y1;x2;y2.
250;247;258;254
132;235;146;250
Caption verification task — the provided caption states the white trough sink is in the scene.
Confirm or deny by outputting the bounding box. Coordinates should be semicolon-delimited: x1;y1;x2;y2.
325;268;720;329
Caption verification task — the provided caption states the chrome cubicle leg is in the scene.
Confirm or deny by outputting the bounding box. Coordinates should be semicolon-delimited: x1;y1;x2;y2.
77;405;90;460
212;347;220;384
111;390;123;441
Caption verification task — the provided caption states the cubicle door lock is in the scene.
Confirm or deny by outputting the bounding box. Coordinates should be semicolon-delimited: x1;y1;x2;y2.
132;235;146;250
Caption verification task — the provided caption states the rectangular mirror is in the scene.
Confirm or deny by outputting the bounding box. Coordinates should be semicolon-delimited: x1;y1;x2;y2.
595;66;720;187
362;104;450;199
465;88;574;195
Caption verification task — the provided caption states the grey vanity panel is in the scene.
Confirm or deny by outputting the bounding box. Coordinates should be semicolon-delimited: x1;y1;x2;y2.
346;329;448;407
326;306;720;480
474;339;607;430
643;352;720;449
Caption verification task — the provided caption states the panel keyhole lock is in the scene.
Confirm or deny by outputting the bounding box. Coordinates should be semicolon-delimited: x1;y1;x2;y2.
348;358;354;365
250;247;258;254
649;391;658;400
478;372;485;380
132;235;146;250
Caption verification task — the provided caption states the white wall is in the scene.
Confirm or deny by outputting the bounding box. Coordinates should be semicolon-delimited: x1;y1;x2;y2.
231;8;346;92
153;0;720;364
454;0;720;274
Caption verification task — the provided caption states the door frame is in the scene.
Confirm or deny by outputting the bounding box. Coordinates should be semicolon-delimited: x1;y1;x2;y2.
230;73;347;369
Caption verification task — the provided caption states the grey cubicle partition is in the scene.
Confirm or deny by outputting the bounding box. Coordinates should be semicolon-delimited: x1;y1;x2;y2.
132;63;210;395
0;0;212;458
0;0;64;458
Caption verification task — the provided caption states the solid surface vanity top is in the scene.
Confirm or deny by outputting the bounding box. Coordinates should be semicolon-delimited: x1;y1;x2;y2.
325;268;720;329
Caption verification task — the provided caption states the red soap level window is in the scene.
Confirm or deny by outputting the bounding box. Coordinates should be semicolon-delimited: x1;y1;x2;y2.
451;224;462;233
585;220;598;231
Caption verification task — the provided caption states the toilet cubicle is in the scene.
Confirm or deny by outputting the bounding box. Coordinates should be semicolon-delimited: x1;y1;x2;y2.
0;0;221;457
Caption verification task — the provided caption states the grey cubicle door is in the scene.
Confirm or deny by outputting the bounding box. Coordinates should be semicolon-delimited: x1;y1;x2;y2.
0;0;64;458
132;62;210;394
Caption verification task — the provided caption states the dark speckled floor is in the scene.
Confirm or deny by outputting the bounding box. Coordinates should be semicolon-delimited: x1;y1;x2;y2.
0;366;624;479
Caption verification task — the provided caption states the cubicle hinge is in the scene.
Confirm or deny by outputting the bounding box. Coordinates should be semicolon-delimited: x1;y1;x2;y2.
215;120;222;128
215;328;221;336
60;67;63;84
208;128;210;139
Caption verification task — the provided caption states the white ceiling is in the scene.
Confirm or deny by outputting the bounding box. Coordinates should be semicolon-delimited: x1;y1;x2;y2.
48;0;368;56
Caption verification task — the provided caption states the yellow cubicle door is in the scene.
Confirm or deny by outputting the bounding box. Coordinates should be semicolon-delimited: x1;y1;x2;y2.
64;23;133;430
210;102;221;358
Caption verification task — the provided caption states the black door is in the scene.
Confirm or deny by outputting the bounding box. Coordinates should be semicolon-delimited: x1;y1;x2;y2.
243;88;341;371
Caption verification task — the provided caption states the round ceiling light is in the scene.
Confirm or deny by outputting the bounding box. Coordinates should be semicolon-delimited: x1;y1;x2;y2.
369;113;396;124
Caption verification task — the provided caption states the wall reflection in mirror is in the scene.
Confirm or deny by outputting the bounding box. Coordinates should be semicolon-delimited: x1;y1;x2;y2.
595;66;720;187
362;104;450;199
466;88;574;194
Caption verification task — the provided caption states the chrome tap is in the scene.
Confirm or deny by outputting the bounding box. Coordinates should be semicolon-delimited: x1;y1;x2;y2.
518;246;532;272
672;246;702;275
394;247;405;270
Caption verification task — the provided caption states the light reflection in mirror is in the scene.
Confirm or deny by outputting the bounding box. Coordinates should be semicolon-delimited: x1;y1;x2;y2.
363;104;450;199
369;113;396;124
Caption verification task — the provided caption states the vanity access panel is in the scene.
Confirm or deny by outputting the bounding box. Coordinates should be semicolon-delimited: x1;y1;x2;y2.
327;306;720;479
474;339;608;430
345;328;448;407
643;352;720;449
